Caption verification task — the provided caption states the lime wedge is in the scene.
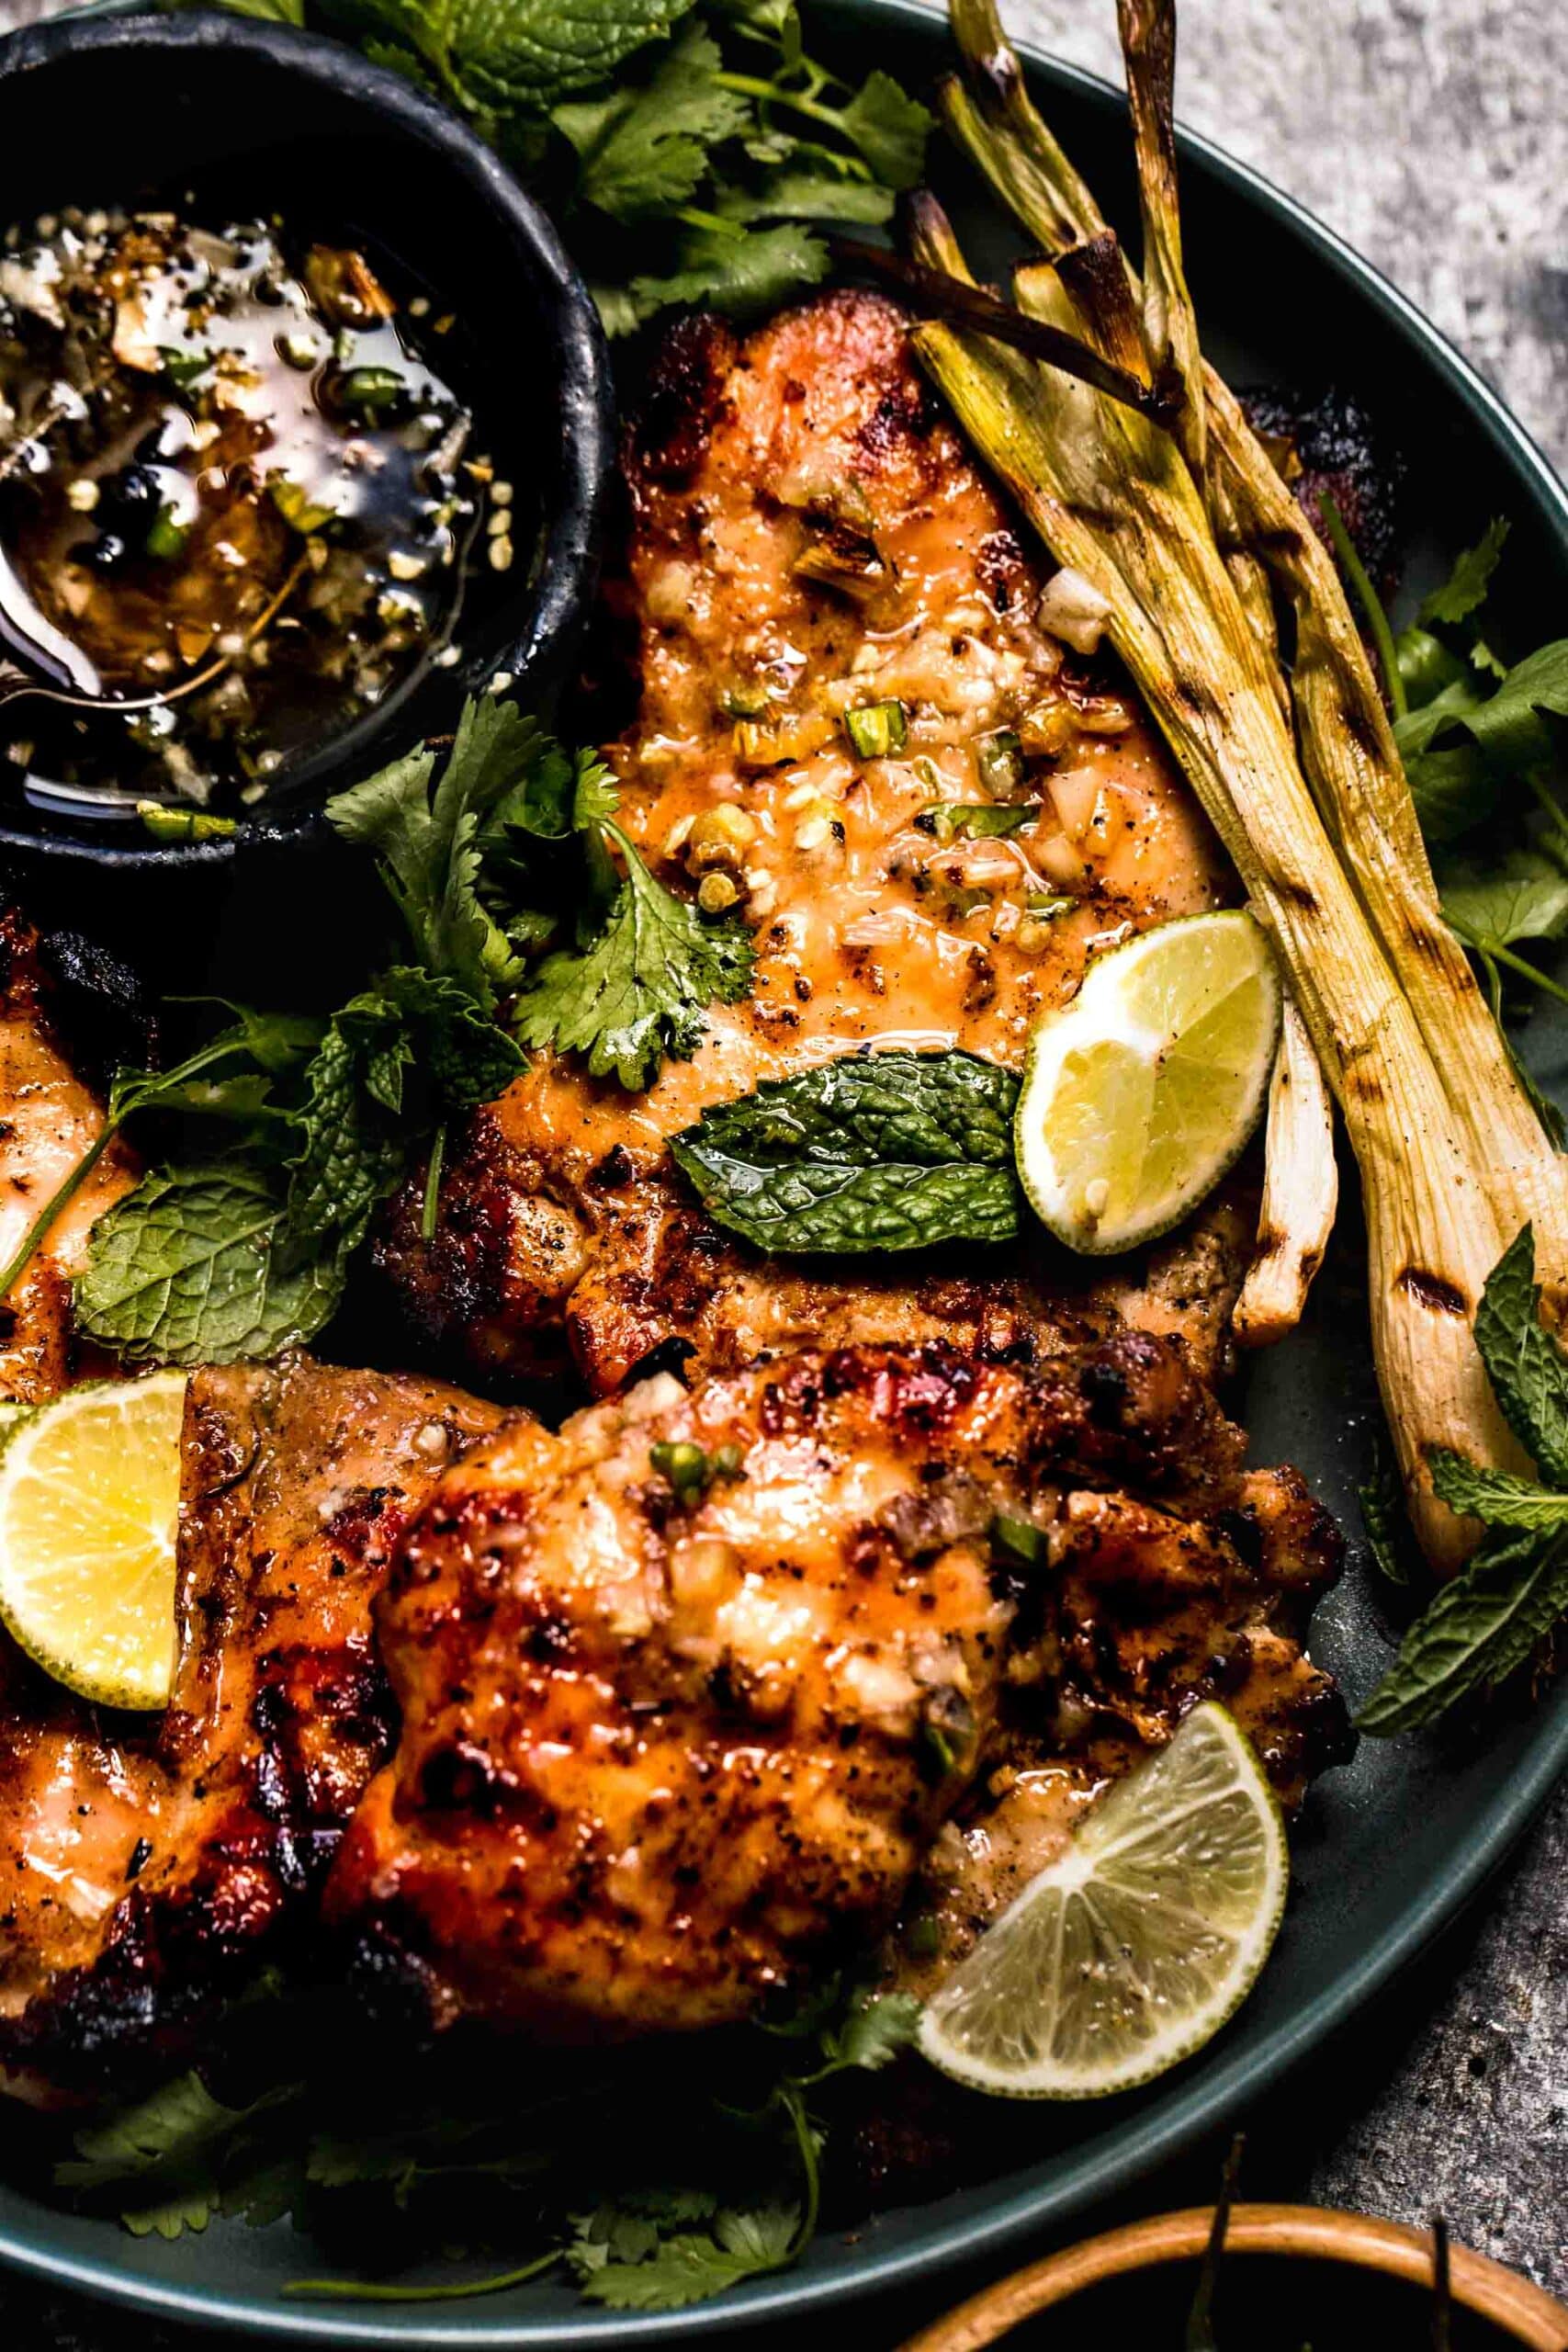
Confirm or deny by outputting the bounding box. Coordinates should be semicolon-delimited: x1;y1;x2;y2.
918;1702;1287;2098
0;1373;187;1709
1015;910;1280;1254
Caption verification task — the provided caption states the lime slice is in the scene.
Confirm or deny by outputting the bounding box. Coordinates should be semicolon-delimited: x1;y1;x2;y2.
1015;910;1280;1254
0;1373;187;1709
918;1702;1287;2098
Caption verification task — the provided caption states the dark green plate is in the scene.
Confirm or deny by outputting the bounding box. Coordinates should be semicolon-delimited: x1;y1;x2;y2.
2;0;1565;2338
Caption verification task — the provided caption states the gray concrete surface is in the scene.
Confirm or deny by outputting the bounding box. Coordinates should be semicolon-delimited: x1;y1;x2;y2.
0;0;1563;2342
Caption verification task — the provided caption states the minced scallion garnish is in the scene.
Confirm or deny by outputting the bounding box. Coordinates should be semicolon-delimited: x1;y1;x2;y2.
844;698;908;758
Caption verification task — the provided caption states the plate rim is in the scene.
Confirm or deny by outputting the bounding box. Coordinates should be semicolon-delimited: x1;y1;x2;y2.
1;0;1564;2338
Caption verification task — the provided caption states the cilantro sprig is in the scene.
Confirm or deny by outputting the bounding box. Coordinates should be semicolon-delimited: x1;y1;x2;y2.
513;818;754;1089
57;1981;918;2313
17;696;752;1367
220;0;931;334
1360;1222;1568;1733
1327;511;1568;1138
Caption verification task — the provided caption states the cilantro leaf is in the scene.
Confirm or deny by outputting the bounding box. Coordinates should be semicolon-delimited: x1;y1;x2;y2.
708;0;797;39
1398;642;1568;843
820;1989;920;2074
326;695;541;1011
486;741;618;845
836;68;931;189
1359;1442;1415;1587
513;822;753;1088
627;220;829;328
58;2070;302;2242
714;164;894;227
570;2199;797;2311
1455;640;1568;771
75;1166;347;1366
1440;851;1568;956
1418;518;1510;629
553;26;750;222
58;2074;242;2197
215;0;304;20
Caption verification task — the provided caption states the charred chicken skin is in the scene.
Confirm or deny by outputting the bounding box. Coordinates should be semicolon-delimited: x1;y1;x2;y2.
376;292;1243;1395
326;1332;1347;2041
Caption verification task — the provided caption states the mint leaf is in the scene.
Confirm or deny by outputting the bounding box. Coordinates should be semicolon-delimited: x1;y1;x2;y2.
553;27;750;222
823;1989;920;2074
279;1021;407;1270
1359;1443;1415;1587
75;1166;346;1366
570;2201;797;2310
513;823;753;1089
1398;640;1568;844
331;0;697;111
1358;1524;1568;1734
276;967;522;1270
1419;518;1510;629
1472;1223;1568;1486
671;1049;1022;1254
1427;1449;1568;1531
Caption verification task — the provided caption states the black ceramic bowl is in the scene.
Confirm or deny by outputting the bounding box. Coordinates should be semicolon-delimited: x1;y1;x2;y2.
0;8;615;873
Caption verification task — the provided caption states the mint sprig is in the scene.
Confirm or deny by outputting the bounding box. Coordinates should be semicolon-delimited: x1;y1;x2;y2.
1360;1222;1568;1731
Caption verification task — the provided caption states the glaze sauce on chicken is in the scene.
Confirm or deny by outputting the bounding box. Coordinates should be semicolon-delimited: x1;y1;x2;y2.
0;204;501;809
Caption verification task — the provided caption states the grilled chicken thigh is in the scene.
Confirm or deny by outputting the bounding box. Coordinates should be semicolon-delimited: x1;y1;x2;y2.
0;910;138;1402
327;1330;1346;2041
376;293;1242;1394
0;1357;506;2101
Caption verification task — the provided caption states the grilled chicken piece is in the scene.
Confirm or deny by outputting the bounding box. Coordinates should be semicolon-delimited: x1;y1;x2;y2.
376;292;1240;1395
891;1463;1351;2004
0;909;138;1402
327;1329;1346;2042
0;1356;507;2102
